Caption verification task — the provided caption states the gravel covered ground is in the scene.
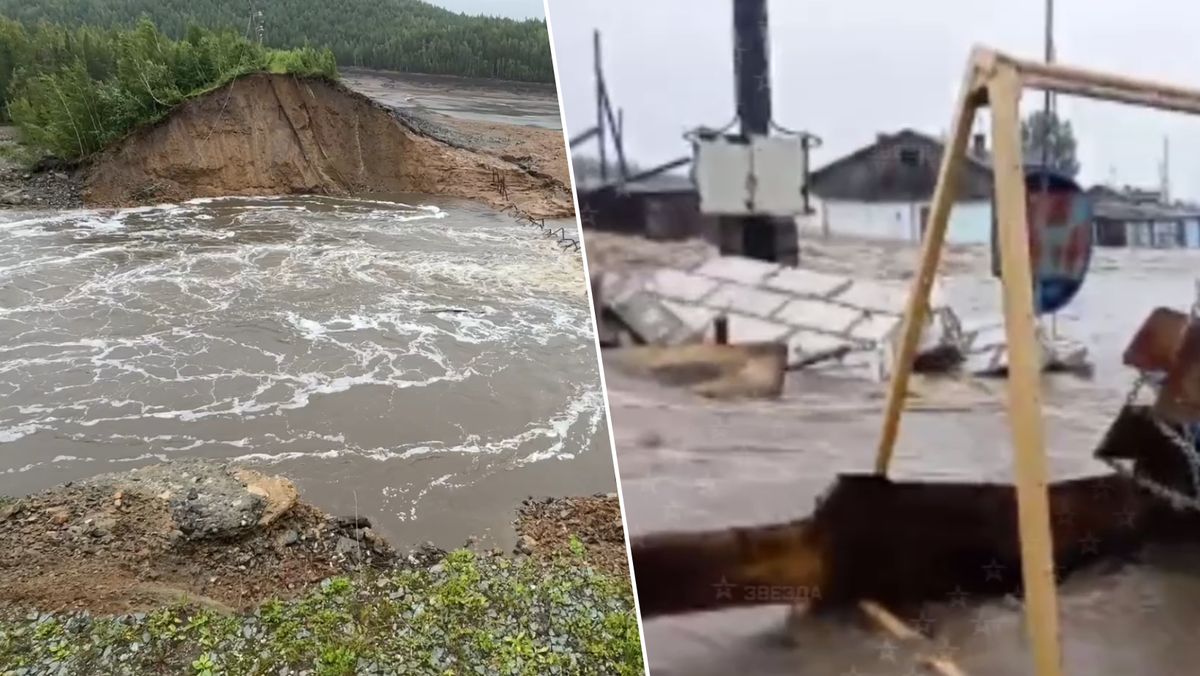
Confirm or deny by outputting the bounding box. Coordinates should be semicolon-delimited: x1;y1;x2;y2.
0;550;642;675
0;461;641;674
515;495;629;579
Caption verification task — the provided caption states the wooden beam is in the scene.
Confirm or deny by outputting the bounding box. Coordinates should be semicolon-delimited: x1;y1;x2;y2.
994;49;1200;116
874;65;981;474
988;64;1064;676
858;600;968;676
630;474;1144;618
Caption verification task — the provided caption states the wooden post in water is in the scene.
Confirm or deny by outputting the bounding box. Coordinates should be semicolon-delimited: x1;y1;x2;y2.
988;62;1063;676
871;49;1064;676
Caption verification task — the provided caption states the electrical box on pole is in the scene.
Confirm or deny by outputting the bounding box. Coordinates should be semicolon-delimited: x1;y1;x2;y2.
694;134;809;216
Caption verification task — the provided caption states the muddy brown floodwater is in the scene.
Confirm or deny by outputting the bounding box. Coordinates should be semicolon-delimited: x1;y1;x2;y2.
0;195;612;553
342;69;563;130
601;233;1200;675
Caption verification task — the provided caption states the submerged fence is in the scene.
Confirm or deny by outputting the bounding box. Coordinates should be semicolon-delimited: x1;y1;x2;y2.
491;169;581;253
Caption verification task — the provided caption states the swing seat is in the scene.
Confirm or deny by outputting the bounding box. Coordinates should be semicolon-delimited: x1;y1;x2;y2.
1123;306;1200;424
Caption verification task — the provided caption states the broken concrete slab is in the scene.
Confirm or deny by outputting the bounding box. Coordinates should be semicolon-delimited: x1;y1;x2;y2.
763;267;851;298
647;268;720;303
661;299;720;335
701;284;790;318
595;254;1091;383
960;321;1091;376
832;279;913;316
609;290;698;345
775;298;862;335
720;314;792;343
693;256;779;286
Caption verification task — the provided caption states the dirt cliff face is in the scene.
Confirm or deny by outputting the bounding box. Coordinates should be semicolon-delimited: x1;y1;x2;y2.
83;74;573;218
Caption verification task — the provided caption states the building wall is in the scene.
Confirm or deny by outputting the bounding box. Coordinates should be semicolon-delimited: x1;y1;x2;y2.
814;199;993;244
1123;219;1200;248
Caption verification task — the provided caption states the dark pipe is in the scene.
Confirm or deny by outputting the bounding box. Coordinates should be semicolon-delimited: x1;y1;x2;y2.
714;315;729;344
593;156;693;193
733;0;771;137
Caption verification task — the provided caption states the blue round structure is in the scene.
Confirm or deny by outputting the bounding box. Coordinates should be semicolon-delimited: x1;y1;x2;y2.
991;168;1094;316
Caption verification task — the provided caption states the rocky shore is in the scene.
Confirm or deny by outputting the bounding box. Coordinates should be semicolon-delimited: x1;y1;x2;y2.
0;459;638;674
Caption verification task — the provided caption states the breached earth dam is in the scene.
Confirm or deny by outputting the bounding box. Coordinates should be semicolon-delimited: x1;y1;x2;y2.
0;194;610;547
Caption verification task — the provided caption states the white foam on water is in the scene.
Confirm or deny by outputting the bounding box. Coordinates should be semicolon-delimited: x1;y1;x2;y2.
0;195;606;527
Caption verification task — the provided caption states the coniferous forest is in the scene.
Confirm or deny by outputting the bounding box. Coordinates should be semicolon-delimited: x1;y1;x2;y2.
0;18;337;158
0;0;554;84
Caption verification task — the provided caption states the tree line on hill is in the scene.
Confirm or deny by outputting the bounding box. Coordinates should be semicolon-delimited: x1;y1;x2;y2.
0;0;554;83
0;18;336;158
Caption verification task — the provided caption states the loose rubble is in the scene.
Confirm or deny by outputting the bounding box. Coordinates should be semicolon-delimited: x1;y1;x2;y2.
515;493;629;578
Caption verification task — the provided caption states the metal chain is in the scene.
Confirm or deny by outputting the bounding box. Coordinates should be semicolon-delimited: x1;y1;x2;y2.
1105;283;1200;512
1110;371;1200;512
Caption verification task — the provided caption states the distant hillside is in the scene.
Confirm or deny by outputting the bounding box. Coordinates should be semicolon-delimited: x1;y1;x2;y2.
0;0;553;83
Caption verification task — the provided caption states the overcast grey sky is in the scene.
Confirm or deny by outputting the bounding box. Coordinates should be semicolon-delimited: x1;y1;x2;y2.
430;0;543;19
546;0;1200;200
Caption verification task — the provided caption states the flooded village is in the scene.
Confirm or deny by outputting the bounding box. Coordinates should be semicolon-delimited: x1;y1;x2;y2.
553;0;1200;674
0;6;640;674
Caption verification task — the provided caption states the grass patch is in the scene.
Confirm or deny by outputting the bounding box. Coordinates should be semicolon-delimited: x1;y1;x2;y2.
0;548;643;675
0;137;39;170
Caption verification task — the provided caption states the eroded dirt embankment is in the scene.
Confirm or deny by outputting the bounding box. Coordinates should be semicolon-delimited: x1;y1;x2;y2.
82;74;573;218
0;459;627;615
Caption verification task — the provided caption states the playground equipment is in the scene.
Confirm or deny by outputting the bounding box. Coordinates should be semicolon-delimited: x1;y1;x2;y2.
630;46;1200;676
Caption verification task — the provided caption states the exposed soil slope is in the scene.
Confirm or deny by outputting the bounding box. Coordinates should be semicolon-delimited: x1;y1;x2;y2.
83;74;573;218
0;460;408;614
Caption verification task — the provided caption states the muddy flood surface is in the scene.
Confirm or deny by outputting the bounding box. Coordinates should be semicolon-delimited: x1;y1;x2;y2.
0;195;611;551
603;233;1200;675
342;69;562;130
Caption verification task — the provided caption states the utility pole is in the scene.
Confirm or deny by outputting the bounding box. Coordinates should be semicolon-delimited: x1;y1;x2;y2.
720;0;798;265
1040;0;1056;334
1162;136;1171;203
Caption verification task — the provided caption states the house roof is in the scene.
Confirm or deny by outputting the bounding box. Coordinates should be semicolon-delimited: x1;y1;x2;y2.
808;128;995;201
1093;199;1200;222
812;128;993;178
575;171;694;195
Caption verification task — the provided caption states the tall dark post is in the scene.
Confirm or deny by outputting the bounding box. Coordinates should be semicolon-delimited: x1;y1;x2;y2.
723;0;796;265
733;0;771;137
594;30;607;183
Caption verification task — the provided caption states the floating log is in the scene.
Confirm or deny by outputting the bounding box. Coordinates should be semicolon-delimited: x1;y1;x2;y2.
633;473;1148;618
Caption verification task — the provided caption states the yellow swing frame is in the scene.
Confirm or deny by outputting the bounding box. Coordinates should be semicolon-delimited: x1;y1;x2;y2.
873;46;1200;676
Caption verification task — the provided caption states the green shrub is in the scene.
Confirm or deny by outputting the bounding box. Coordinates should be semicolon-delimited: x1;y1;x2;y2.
0;17;338;158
